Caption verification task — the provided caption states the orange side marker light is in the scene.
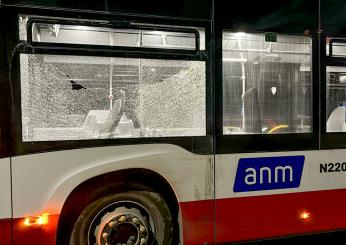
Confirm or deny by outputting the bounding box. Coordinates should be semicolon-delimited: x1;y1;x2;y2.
299;211;311;221
24;213;49;226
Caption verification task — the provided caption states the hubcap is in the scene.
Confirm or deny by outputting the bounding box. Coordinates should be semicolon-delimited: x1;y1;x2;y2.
88;201;154;245
108;223;138;244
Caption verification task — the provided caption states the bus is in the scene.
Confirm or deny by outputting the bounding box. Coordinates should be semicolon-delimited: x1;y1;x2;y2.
1;0;346;244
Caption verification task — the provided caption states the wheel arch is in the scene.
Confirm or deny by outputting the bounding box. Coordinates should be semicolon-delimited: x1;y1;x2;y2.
56;168;181;245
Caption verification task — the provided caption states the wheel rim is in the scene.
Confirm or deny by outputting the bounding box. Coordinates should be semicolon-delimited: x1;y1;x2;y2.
88;201;155;245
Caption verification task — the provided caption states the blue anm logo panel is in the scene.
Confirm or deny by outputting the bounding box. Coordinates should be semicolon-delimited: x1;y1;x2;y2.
233;156;305;192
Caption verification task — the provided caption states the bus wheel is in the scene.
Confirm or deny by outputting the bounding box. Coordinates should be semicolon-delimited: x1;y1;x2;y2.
69;191;173;245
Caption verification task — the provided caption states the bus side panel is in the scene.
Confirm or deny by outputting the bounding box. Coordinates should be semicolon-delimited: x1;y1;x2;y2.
11;144;214;245
0;158;12;245
216;149;346;243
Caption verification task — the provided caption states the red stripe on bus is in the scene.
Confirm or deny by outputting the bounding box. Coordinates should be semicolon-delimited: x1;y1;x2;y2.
180;199;214;245
0;219;12;245
12;214;59;245
9;189;346;244
216;189;346;243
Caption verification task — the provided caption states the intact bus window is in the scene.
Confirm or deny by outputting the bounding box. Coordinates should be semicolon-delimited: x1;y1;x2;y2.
222;32;312;135
326;66;346;132
20;54;206;141
18;16;205;51
326;38;346;132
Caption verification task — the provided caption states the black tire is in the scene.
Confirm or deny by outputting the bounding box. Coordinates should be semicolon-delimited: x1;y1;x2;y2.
69;191;173;245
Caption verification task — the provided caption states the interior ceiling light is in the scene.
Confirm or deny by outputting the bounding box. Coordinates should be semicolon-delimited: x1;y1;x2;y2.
74;25;89;31
233;32;246;38
339;75;346;83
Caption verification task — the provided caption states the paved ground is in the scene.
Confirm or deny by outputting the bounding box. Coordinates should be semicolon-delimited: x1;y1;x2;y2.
231;230;346;244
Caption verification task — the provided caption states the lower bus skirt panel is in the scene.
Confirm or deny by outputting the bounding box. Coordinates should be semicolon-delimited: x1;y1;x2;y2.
7;188;346;244
0;218;12;245
216;188;346;243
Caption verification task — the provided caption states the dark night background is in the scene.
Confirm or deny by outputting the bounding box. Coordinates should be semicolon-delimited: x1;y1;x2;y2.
3;0;346;35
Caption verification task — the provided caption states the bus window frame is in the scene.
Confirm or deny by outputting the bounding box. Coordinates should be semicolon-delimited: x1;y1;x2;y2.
0;28;11;158
321;35;346;149
9;13;213;156
26;18;202;55
215;28;320;154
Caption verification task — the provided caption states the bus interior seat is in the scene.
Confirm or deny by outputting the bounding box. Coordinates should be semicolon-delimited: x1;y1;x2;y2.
327;105;346;132
83;99;122;134
242;87;261;133
83;110;110;130
32;98;123;140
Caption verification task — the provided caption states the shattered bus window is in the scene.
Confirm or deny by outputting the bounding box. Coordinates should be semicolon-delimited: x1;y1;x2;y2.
20;54;206;141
